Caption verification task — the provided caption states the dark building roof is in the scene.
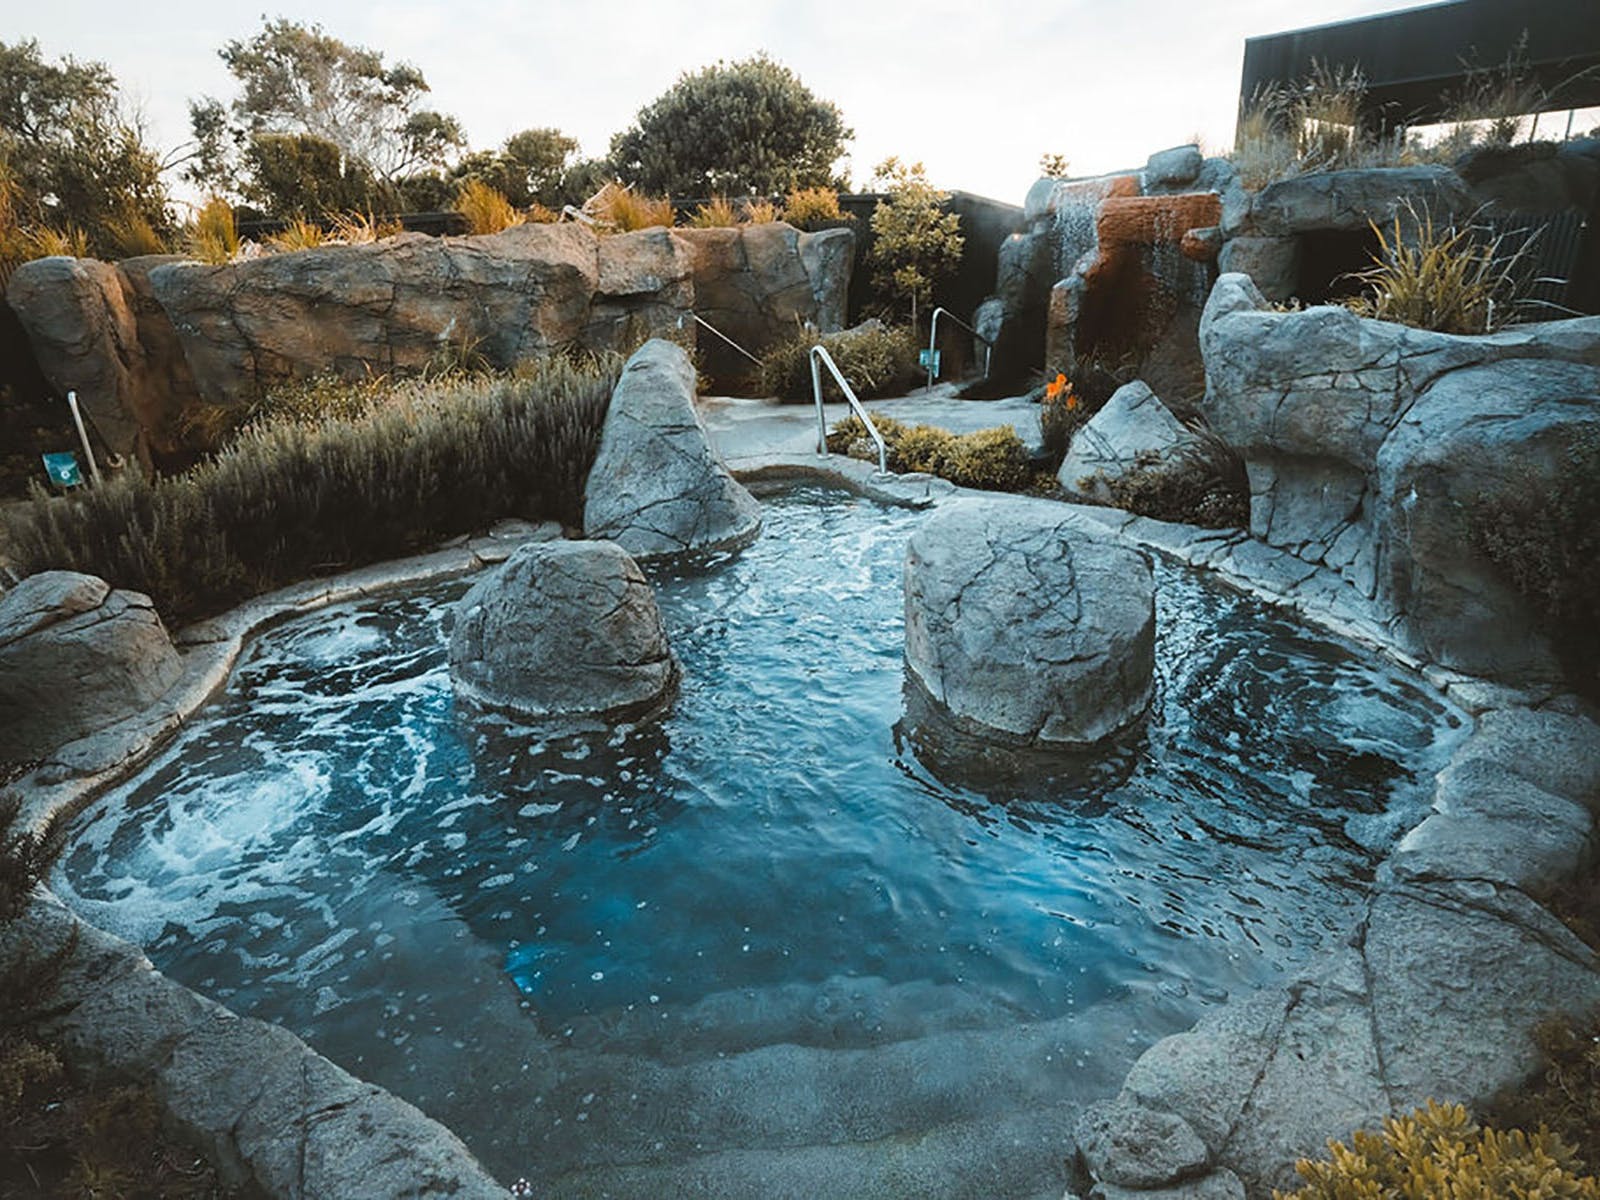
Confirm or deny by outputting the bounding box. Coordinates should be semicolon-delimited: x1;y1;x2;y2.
1240;0;1600;128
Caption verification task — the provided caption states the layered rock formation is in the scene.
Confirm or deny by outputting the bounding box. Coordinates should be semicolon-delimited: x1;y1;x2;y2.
5;221;853;465
1200;271;1600;683
583;339;762;558
448;539;676;721
903;499;1154;747
0;571;182;763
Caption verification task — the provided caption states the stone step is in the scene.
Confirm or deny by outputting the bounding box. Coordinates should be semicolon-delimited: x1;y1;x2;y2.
539;1099;1084;1200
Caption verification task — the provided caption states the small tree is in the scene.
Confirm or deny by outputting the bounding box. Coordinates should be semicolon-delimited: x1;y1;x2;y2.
1039;153;1071;179
869;158;963;325
450;127;580;209
609;55;851;196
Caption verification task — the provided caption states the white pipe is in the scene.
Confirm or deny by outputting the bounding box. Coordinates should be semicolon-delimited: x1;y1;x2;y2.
66;391;102;485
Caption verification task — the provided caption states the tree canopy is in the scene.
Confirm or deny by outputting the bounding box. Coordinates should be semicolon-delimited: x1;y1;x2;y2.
0;39;171;250
450;127;581;209
608;55;851;197
185;19;465;211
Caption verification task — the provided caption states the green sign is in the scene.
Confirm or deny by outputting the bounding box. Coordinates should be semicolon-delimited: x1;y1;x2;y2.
42;451;83;487
918;348;941;374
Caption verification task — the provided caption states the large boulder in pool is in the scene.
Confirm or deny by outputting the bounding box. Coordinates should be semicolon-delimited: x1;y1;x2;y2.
903;499;1155;746
0;571;182;764
582;338;761;558
448;539;676;721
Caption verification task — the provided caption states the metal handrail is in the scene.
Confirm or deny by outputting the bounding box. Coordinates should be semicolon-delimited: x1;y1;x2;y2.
926;307;993;391
679;313;762;366
810;345;889;477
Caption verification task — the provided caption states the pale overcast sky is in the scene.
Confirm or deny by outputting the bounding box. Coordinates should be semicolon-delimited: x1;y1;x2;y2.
21;0;1424;205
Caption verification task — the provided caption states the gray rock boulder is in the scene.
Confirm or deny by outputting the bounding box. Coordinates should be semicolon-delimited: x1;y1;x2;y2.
1058;381;1200;501
449;539;676;721
1251;166;1473;236
1216;236;1299;301
1201;271;1600;682
903;499;1154;746
583;338;761;557
1143;144;1204;191
1075;1096;1209;1188
0;571;181;764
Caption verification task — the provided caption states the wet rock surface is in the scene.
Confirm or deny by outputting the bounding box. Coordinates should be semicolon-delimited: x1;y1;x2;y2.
903;498;1155;746
449;538;676;721
583;338;762;557
0;570;181;764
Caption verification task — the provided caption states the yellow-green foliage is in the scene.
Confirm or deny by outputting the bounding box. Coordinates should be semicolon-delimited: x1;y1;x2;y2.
869;157;964;323
327;210;405;243
103;207;167;258
743;198;779;224
826;414;1031;492
0;358;617;624
1346;206;1532;334
188;196;239;264
524;202;561;224
266;216;329;252
22;226;90;259
758;321;921;402
782;186;849;229
688;195;740;227
598;185;675;232
455;179;525;235
1277;1101;1600;1199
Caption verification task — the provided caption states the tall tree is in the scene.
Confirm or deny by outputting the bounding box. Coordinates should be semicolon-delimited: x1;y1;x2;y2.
0;39;171;250
185;19;465;208
609;55;851;197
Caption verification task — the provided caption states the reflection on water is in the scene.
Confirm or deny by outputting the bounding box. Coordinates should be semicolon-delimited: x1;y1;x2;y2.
57;488;1465;1195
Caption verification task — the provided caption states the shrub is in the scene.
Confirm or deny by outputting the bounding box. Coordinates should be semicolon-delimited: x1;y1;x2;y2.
1038;358;1135;466
782;186;849;230
1345;205;1537;334
1484;1011;1600;1175
455;179;524;235
326;209;404;244
687;195;739;228
1466;425;1600;697
187;196;239;264
266;216;329;252
22;226;89;259
743;198;779;224
103;207;167;257
0;357;617;624
825;414;1031;491
1097;428;1250;530
1276;1100;1599;1198
594;184;674;232
757;320;920;403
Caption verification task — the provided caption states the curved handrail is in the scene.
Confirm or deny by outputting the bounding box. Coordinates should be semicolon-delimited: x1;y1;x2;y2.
810;345;889;477
926;307;993;391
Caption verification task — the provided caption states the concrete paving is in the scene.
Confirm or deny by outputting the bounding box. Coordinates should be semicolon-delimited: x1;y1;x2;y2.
699;383;1044;467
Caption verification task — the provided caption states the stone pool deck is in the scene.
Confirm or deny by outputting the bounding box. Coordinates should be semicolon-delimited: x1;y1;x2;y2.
7;397;1600;1198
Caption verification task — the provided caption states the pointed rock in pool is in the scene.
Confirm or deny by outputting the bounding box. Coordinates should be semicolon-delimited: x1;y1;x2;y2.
582;338;761;558
903;499;1155;747
448;539;677;721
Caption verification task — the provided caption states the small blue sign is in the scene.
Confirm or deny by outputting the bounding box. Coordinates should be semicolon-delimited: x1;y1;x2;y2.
42;451;83;487
918;348;942;374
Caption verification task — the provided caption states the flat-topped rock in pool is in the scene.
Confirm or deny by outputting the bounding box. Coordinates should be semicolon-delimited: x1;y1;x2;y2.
448;538;677;721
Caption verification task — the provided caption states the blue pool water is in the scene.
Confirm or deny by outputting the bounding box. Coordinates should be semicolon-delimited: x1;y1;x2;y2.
57;488;1465;1196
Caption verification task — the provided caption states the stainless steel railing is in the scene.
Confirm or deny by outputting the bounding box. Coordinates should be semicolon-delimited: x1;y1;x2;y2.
810;345;889;477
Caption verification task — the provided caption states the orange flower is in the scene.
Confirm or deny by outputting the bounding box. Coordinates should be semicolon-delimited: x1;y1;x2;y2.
1065;388;1078;410
1044;372;1068;400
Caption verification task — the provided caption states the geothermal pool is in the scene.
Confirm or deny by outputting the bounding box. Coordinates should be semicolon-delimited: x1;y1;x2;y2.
57;488;1465;1198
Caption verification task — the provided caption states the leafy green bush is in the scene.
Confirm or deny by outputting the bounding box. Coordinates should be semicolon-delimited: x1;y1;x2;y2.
782;186;850;230
0;357;616;624
1466;425;1600;697
1276;1100;1599;1198
825;414;1031;491
757;320;920;403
